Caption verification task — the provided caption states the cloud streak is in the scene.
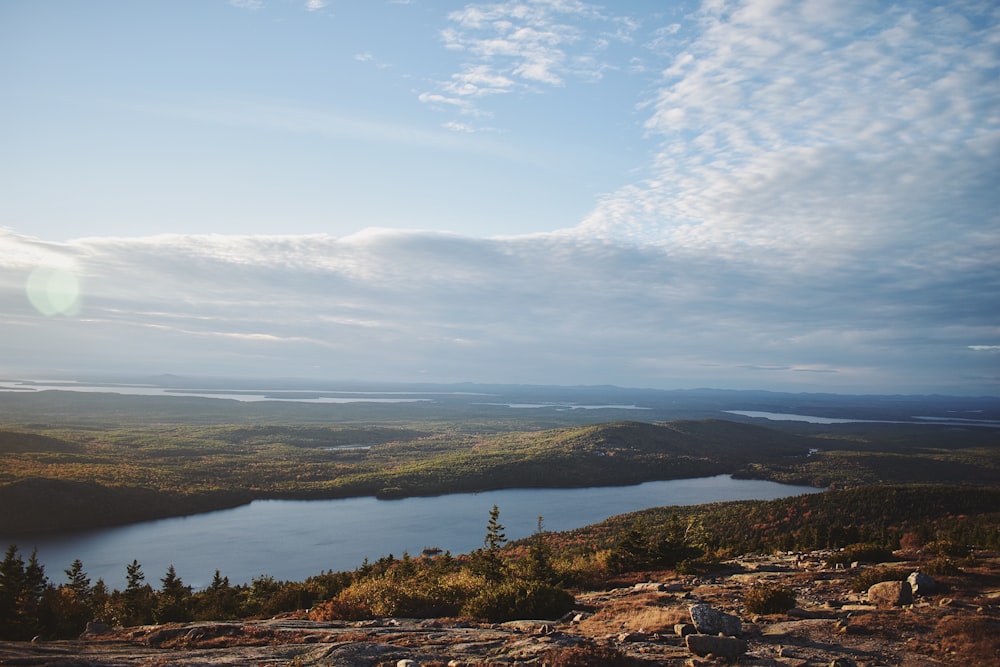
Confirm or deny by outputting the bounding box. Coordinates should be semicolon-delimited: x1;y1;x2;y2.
1;225;995;393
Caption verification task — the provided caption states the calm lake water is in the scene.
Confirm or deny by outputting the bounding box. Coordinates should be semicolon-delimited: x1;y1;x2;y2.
4;475;819;590
725;410;1000;427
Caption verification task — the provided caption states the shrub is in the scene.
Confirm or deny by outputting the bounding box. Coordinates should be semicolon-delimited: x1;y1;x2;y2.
325;572;477;619
461;580;574;622
922;556;962;576
849;567;909;593
744;583;797;615
923;540;969;558
826;543;894;567
307;596;372;621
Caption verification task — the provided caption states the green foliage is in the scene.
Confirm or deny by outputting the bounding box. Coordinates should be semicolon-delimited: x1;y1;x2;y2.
744;583;797;614
154;565;191;623
924;540;970;558
329;570;475;618
470;504;508;582
826;543;895;567
310;507;576;623
922;557;962;576
64;559;90;600
461;579;574;622
0;545;49;640
0;418;822;531
523;517;559;584
849;567;910;593
607;513;703;573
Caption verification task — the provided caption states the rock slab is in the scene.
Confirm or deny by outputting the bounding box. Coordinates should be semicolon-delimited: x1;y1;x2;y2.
689;603;742;637
907;571;936;596
685;634;748;660
868;580;913;607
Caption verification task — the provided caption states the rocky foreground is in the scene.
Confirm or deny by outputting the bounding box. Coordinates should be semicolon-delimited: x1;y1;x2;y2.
2;550;998;666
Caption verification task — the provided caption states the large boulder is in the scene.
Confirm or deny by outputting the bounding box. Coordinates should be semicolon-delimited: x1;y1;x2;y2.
686;634;748;660
907;571;936;596
80;621;113;637
868;580;912;607
689;604;742;637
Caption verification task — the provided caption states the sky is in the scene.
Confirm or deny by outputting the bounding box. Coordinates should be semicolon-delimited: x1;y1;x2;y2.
1;0;998;395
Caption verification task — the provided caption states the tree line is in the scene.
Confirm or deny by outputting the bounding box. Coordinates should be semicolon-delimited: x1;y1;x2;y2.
4;485;999;641
0;506;574;640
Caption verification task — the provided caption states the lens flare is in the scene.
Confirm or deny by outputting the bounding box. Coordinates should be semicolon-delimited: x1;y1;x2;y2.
26;267;81;317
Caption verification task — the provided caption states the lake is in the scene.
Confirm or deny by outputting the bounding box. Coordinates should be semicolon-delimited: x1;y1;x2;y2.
3;475;819;590
725;410;1000;427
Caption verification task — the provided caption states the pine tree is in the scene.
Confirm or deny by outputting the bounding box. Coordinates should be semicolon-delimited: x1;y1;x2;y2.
525;516;557;584
208;569;229;593
155;565;191;623
485;505;506;551
122;560;153;626
0;545;27;639
64;559;91;601
125;560;145;593
472;505;508;581
0;546;50;640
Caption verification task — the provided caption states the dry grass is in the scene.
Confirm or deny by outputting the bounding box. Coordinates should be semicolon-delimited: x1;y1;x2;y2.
935;617;1000;664
576;592;689;635
542;642;643;666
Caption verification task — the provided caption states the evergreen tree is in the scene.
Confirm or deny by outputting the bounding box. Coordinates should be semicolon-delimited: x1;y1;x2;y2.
196;569;239;620
89;579;111;623
0;546;50;640
122;560;153;626
472;505;508;581
0;545;27;639
25;550;47;603
525;516;558;584
64;559;91;601
155;565;191;623
125;559;145;593
208;569;230;593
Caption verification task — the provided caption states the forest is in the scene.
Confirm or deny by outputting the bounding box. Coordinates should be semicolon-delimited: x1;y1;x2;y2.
1;395;997;533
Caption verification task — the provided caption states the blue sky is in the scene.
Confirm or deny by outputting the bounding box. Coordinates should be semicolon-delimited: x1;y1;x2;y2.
1;0;998;394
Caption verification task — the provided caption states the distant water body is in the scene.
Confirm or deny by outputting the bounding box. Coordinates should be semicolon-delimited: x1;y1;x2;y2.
0;380;439;404
3;476;819;590
725;410;1000;427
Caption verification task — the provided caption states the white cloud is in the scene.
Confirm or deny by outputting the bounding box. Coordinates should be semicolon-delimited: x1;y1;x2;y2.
1;227;995;393
579;0;1000;276
420;0;636;125
305;0;327;11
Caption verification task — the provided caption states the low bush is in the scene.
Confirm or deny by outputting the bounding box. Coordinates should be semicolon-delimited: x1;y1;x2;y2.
923;540;969;558
322;572;477;619
826;543;894;567
922;556;962;576
744;583;797;615
461;580;574;622
849;567;910;593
